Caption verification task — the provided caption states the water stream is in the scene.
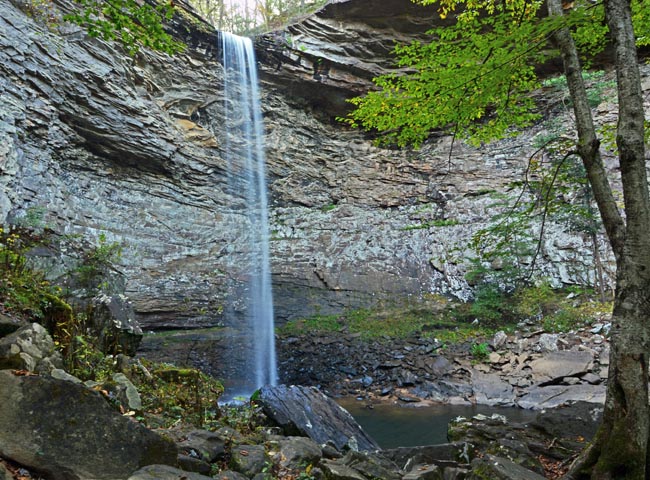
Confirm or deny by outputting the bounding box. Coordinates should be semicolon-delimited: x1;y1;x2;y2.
221;32;277;398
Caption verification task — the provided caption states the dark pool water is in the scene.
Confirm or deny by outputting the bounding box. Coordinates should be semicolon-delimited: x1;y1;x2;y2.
338;399;539;449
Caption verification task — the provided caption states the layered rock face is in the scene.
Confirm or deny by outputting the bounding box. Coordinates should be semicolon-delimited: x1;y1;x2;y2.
0;0;615;334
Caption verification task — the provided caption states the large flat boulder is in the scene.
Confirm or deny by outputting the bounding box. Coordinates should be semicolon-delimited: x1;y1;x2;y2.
258;384;380;451
528;351;594;384
0;370;177;479
516;384;606;410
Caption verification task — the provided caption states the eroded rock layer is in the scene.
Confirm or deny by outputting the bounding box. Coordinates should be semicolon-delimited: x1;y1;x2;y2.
0;0;618;334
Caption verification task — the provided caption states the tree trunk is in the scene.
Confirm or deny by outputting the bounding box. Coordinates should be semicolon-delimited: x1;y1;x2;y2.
552;0;650;477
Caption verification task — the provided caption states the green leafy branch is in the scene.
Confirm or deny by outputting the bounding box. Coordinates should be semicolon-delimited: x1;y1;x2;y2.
64;0;185;55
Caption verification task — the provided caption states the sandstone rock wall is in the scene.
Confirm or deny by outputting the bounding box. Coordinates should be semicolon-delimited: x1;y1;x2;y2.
0;0;620;331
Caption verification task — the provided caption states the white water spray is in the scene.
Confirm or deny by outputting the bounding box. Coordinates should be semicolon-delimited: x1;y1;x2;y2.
222;32;277;394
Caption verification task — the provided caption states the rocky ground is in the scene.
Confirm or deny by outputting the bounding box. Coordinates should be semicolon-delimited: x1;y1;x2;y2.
277;317;611;410
0;306;609;480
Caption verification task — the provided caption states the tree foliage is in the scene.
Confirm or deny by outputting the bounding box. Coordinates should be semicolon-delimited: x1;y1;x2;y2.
342;0;648;147
346;0;650;477
63;0;184;55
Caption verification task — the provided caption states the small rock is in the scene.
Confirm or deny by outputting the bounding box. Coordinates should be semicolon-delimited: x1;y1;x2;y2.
474;364;491;373
537;334;558;352
488;352;502;364
581;373;601;385
50;368;83;384
492;331;508;349
426;356;452;377
562;377;581;385
398;370;419;386
515;339;530;354
112;372;142;411
589;323;604;334
398;395;421;403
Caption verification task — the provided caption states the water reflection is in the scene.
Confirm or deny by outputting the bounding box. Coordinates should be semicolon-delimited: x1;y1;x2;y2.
338;399;539;449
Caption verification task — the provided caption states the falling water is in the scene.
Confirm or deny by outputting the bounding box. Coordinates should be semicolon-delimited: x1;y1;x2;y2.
221;32;277;396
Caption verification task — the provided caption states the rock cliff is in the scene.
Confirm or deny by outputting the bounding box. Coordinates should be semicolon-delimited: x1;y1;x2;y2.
0;0;619;336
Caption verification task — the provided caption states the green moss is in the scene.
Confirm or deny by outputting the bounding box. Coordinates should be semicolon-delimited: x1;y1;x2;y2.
133;360;224;428
279;301;500;344
280;314;343;335
321;204;337;212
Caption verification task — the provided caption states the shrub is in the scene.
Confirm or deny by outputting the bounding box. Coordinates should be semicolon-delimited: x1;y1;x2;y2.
470;342;490;361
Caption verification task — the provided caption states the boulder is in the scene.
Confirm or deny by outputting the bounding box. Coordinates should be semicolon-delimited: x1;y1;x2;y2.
339;451;402;480
471;370;515;406
531;401;603;441
383;443;472;470
0;370;177;479
178;429;227;463
402;464;443;480
427;355;453;377
528;351;594;384
270;436;322;470
230;445;268;477
90;294;143;355
215;472;250;480
319;459;367;480
0;312;26;337
177;455;211;475
107;372;143;411
468;454;546;480
0;323;62;373
128;465;214;480
258;385;380;451
448;415;544;474
517;384;606;409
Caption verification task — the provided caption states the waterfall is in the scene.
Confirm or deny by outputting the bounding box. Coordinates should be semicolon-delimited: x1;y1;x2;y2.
221;32;277;397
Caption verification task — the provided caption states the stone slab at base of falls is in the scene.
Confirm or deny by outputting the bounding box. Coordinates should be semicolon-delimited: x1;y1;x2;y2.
258;384;380;452
0;370;177;480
